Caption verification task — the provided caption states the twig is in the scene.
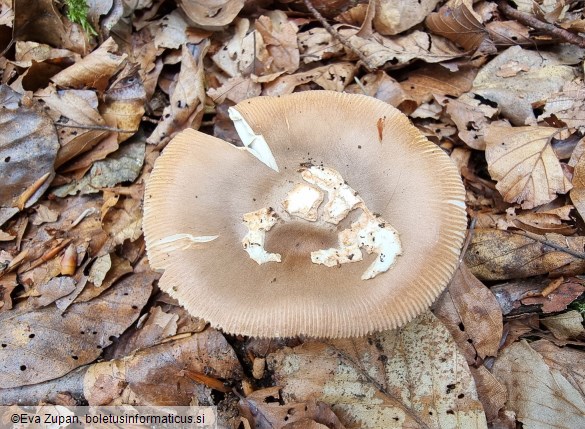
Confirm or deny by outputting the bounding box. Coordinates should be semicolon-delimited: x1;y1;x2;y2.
459;217;477;265
509;229;585;260
302;0;374;72
497;0;585;48
54;122;138;133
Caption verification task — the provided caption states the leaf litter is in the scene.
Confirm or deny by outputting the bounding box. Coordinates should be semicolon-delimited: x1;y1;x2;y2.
1;0;585;427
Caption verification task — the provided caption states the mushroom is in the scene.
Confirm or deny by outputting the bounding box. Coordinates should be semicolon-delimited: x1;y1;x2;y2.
143;91;467;338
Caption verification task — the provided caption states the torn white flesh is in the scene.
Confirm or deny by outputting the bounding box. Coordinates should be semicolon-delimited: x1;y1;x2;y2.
282;184;324;221
242;207;281;264
229;107;279;172
311;212;402;280
301;166;362;224
152;233;219;252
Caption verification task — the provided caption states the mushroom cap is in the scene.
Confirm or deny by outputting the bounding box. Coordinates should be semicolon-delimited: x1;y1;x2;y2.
143;91;467;338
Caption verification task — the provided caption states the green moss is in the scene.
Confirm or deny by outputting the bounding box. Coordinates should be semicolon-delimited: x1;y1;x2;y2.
64;0;97;36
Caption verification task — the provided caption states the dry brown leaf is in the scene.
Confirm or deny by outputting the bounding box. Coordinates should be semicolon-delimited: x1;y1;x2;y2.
571;151;585;222
469;366;507;423
263;62;355;96
29;276;76;308
211;18;260;78
538;80;585;130
87;253;112;287
239;387;346;429
100;70;145;143
374;0;441;35
426;0;493;53
0;273;17;312
84;329;242;405
486;20;532;47
51;38;127;91
492;340;585;428
522;279;585;313
298;27;344;64
0;85;59;210
256;11;299;74
444;92;498;150
401;64;477;106
465;229;585;280
471;45;577;125
178;0;244;29
433;264;503;365
541;310;585;340
345;71;416;113
74;254;132;302
207;76;261;104
342;28;464;69
485;125;572;209
530;339;585;394
35;87;109;168
0;272;155;389
147;41;209;145
268;311;487;428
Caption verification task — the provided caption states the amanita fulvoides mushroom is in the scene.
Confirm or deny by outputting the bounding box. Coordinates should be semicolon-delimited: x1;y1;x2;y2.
143;91;467;338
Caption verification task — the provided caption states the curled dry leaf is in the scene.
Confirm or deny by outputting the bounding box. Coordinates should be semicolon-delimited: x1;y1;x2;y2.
0;272;155;389
263;62;355;96
465;229;585;281
433;263;503;365
83;329;242;405
537;80;585;130
256;11;300;74
0;85;59;211
211;18;258;78
374;0;441;35
492;340;585;429
178;0;244;29
445;92;498;150
268;311;487;428
51;38;127;91
425;0;493;53
521;279;585;313
485;125;572;209
298;27;344;64
469;366;507;423
345;71;416;113
147;41;209;145
239;387;346;429
342;29;464;69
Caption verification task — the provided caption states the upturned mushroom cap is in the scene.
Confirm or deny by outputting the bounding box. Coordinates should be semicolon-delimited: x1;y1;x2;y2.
143;91;467;338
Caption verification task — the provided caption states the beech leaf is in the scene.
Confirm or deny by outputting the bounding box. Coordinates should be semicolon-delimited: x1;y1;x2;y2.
485;125;572;209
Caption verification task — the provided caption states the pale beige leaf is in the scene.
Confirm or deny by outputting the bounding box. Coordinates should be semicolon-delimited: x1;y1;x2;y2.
434;264;503;364
530;339;585;395
571;151;585;222
541;310;585;340
255;11;299;74
268;311;487;429
492;340;585;428
471;45;576;125
263;63;355;96
445;93;498;150
485;125;572;209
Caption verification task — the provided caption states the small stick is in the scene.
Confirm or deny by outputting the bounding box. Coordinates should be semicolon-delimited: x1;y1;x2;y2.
303;0;374;72
509;229;585;260
497;0;585;48
54;122;137;133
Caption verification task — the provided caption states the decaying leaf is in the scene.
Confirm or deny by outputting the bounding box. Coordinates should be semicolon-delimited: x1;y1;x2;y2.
485;125;572;209
84;328;242;405
178;0;244;29
541;310;585;340
471;45;577;125
263;62;355;96
0;85;59;211
239;387;346;429
268;311;487;428
0;272;155;389
465;229;585;280
51;38;127;91
445;92;498;150
255;11;300;74
375;0;441;36
529;339;585;394
426;0;493;53
571;151;585;222
147;41;209;145
492;340;585;428
434;264;503;365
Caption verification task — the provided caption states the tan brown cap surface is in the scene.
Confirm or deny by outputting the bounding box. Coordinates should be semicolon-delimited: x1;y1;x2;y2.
143;91;467;338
